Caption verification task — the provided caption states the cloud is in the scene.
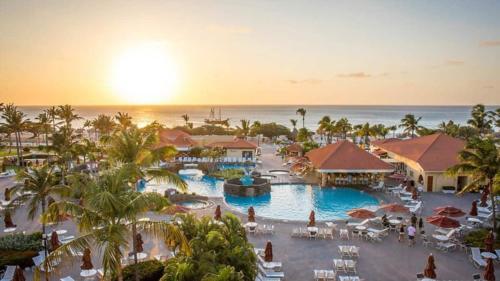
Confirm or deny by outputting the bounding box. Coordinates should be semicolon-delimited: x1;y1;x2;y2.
445;60;465;66
483;85;495;89
206;24;253;35
287;79;323;84
480;40;500;47
337;72;371;79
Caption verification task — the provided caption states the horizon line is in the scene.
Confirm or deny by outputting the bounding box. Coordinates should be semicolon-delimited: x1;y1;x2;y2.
12;103;500;107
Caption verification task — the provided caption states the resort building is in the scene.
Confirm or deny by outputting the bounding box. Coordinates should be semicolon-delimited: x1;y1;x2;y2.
306;140;394;187
158;129;197;152
372;133;467;192
206;138;258;160
285;143;303;157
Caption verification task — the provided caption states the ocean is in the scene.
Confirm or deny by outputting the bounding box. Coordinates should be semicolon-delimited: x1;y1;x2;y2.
17;105;497;131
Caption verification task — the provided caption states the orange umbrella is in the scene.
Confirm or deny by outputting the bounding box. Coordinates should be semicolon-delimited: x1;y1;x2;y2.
480;188;489;207
412;189;418;200
135;233;144;253
434;206;465;217
248;206;255;222
80;248;93;270
4;210;16;228
264;241;273;262
470;201;478;216
424;254;437;279
214;205;222;221
485;231;495;253
13;266;25;281
308;210;316;227
50;230;61;251
4;187;10;201
484;258;495;281
347;209;376;219
426;215;460;228
378;203;409;213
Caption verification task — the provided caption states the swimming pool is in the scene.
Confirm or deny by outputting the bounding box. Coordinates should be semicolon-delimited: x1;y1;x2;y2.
225;185;379;221
144;174;224;197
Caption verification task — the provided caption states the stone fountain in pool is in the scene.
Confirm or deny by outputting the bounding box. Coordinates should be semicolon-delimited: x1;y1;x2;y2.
223;168;271;197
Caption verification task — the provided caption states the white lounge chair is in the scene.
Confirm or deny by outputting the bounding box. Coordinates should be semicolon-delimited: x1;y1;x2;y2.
0;266;15;281
470;247;487;268
60;277;75;281
333;259;346;272
257;264;285;279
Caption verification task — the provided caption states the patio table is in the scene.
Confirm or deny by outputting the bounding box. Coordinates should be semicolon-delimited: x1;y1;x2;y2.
389;219;401;225
307;227;319;234
80;269;97;278
432;234;449;242
355;225;366;231
3;227;16;233
481;252;497;259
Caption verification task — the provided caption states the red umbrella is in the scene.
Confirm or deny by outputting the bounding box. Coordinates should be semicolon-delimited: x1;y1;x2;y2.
4;210;16;228
347;209;376;219
13;266;25;281
248;206;255;222
80;248;93;270
424;254;437;279
412;189;418;200
135;233;144;253
485;231;495;253
484;258;495;281
308;210;316;227
434;206;465;217
264;241;273;262
50;231;61;251
480;188;489;207
378;203;409;213
426;215;460;228
214;205;222;221
4;187;10;201
470;201;478;217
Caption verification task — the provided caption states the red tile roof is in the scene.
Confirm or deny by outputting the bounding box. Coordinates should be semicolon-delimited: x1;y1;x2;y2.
373;133;465;172
306;140;394;172
159;129;191;141
286;143;303;153
371;138;401;146
158;129;196;148
207;138;257;149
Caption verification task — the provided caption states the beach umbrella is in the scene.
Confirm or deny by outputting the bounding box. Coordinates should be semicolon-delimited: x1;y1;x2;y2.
347;209;376;219
484;258;495;281
4;210;16;228
135;233;144;253
378;203;409;213
426;215;460;228
214;205;222;221
308;210;316;227
80;248;94;270
13;266;25;281
412;189;418;200
248;206;255;222
424;254;437;279
4;187;10;201
50;230;61;251
264;241;273;262
434;206;465;217
480;188;489;207
470;201;478;216
485;231;495;253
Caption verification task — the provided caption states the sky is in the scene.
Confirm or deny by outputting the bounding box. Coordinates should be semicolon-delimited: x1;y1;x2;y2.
1;0;500;106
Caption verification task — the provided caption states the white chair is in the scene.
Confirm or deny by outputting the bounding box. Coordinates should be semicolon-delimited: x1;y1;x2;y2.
0;266;15;281
345;259;357;274
60;277;75;281
340;229;349;240
333;259;346;273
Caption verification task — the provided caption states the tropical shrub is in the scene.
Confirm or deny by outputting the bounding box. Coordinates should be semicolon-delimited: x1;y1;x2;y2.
209;169;244;180
120;260;165;281
0;232;43;252
251;123;291;139
0;250;37;269
161;214;257;281
464;229;500;248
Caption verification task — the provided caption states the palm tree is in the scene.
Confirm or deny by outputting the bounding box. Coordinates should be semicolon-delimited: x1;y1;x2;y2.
115;112;133;130
447;137;499;229
1;104;30;166
388;125;397;138
181;114;190;127
335;118;352;140
92;114;115;139
317;116;336;144
296;108;307;128
400;114;423;138
45;106;59;132
50;126;80;183
40;167;190;281
372;124;390;139
250;121;262;145
57;105;81;129
468;104;493;136
353;123;376;146
438;120;460;137
9;165;71;280
36;113;51;146
236;119;251;138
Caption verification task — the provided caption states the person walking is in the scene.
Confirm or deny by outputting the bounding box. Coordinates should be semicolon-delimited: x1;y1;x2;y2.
407;224;416;246
398;224;405;242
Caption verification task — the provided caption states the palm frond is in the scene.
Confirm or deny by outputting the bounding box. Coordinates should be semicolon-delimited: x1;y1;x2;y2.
135;220;191;255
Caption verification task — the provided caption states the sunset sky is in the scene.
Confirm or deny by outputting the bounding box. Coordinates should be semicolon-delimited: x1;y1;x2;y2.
1;1;499;106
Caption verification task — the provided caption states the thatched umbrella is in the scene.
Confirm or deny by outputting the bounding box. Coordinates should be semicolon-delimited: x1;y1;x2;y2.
248;206;255;222
264;241;273;262
480;188;489;207
308;210;316;227
13;266;25;281
378;203;409;214
4;187;10;201
347;209;376;219
424;254;437;279
135;233;144;253
412;189;418;200
470;201;478;216
50;230;61;251
80;248;94;270
214;205;222;221
485;231;495;253
426;215;460;229
484;258;495;281
4;210;16;228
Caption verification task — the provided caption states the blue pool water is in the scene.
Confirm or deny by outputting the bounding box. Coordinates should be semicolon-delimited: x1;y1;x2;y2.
218;163;255;170
225;185;379;221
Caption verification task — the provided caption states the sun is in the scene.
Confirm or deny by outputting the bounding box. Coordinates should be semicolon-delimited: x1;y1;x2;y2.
111;43;178;104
